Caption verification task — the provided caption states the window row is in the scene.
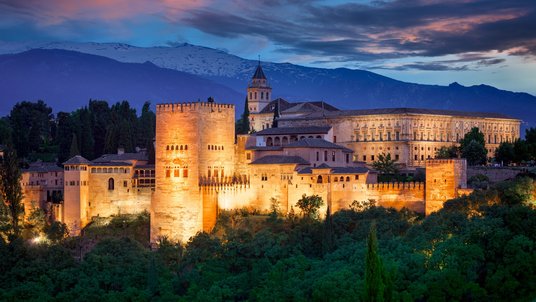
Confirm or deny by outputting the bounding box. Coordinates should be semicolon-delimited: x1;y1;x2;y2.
165;169;189;178
361;154;400;162
166;145;188;151
208;145;224;151
65;165;87;171
65;180;88;186
91;167;130;174
207;166;225;178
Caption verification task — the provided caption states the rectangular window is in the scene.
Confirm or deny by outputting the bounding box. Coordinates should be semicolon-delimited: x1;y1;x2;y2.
324;150;328;161
396;132;400;141
332;151;336;161
246;153;251;160
371;155;375;161
414;132;417;140
334;136;337;143
395;154;399;161
346;153;349;163
123;180;128;187
316;152;319;161
166;170;170;178
355;175;359;180
174;169;179;177
387;132;391;141
183;169;188;178
363;155;366;161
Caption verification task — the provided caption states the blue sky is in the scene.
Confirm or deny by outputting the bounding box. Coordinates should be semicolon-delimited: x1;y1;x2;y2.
1;0;535;94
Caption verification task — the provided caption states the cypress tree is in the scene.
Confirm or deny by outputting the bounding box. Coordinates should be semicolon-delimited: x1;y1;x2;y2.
322;203;335;255
69;133;80;157
0;144;24;239
364;222;385;302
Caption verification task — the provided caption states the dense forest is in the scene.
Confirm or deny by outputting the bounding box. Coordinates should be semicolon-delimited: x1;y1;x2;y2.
0;100;156;164
0;175;535;301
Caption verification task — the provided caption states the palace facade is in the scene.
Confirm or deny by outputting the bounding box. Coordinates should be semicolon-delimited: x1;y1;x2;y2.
20;64;520;244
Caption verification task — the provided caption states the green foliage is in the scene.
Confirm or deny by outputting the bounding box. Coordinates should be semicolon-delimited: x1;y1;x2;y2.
495;141;515;165
236;96;251;134
0;178;536;300
364;222;385;301
372;153;398;174
297;194;324;220
45;221;69;243
468;174;490;189
23;202;47;239
8;101;54;158
460;127;488;166
0;144;24;240
435;145;459;159
69;133;80;157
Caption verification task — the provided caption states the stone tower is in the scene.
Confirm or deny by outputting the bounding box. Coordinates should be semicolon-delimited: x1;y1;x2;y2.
425;159;467;215
62;155;90;236
247;62;272;115
151;101;235;244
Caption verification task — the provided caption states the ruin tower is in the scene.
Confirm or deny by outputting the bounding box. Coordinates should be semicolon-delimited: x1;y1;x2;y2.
425;159;467;215
151;101;235;244
247;62;272;115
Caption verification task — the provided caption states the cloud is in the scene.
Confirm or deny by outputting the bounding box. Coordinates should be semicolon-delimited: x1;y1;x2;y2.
370;62;470;71
477;58;506;66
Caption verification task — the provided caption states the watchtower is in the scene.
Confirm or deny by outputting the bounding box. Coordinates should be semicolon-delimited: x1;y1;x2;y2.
151;101;235;244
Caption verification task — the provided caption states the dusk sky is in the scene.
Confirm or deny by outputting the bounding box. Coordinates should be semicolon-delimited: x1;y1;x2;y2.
1;0;535;94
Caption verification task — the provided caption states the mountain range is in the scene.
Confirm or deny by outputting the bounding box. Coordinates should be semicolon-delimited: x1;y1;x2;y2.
0;41;534;131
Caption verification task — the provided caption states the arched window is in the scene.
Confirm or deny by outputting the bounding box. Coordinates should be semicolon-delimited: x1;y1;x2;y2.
317;175;323;183
274;137;281;146
180;145;183;150
108;178;115;190
185;145;188;150
171;145;174;150
308;136;313;139
346;176;350;182
334;177;338;182
340;176;344;182
175;145;179;150
166;145;169;150
282;137;288;145
316;135;322;139
266;137;273;146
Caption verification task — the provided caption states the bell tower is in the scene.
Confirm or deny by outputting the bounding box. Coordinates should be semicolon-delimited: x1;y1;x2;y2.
247;61;272;114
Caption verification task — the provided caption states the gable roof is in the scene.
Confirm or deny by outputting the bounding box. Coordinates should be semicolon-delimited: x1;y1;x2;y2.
258;99;339;115
92;152;147;163
250;155;309;165
298;166;370;174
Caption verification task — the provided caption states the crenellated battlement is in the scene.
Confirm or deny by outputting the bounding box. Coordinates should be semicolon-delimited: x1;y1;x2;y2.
367;181;424;190
426;159;467;165
156;102;235;113
199;175;250;187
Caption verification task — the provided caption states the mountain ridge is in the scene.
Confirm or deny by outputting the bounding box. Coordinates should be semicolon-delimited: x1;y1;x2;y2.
0;42;534;130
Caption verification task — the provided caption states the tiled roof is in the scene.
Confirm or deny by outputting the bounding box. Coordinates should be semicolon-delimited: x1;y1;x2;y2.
280;107;517;120
63;155;91;165
245;146;284;151
258;99;339;115
255;126;331;136
250;155;309;165
89;162;132;167
134;164;155;169
252;64;266;79
23;163;63;173
93;152;147;163
284;138;353;152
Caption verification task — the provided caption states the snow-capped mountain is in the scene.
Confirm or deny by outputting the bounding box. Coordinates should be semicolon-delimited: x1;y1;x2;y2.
0;41;535;130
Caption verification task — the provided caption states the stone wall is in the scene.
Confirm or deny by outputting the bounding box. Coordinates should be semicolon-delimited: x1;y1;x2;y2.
425;159;467;215
467;167;523;183
152;102;235;244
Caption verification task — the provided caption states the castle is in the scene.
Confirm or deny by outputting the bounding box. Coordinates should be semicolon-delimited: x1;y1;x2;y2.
20;64;521;244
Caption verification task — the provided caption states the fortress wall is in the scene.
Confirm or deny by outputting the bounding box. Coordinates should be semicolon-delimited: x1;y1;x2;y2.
366;182;425;213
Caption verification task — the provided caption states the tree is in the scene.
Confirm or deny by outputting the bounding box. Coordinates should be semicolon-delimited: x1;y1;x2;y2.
0;117;12;146
296;194;324;220
460;127;487;166
8;100;54;158
364;222;385;302
45;221;69;243
0;145;24;239
55;112;74;164
322;204;335;255
435;146;459;159
69;133;80;157
272;99;280;128
495;142;515;165
236;97;251;134
24;202;47;239
372;153;398;174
